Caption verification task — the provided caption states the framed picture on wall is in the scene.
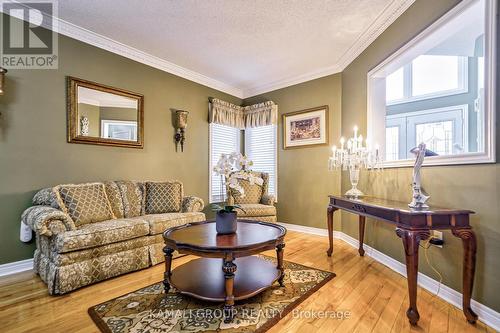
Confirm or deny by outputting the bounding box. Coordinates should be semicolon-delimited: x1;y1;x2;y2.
282;105;329;149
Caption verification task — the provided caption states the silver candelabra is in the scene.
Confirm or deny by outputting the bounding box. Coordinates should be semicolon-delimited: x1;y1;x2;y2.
328;126;383;197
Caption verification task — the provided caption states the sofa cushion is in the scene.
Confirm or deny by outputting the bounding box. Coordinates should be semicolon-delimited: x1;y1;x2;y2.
236;204;276;217
104;181;125;219
54;183;115;226
49;237;150;266
145;181;183;214
53;217;149;253
117;181;145;218
142;212;205;235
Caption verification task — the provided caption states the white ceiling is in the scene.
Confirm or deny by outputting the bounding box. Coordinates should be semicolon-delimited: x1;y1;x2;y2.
41;0;414;98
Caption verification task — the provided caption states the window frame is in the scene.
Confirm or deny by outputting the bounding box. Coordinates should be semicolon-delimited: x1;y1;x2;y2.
367;0;496;168
386;56;469;106
386;104;469;160
208;123;241;204
101;119;138;141
244;124;278;201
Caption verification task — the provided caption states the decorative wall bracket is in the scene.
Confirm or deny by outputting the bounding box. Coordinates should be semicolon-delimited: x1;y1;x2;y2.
174;110;189;152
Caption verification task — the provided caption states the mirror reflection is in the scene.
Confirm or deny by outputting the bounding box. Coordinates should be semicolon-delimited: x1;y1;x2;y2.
77;86;139;141
383;0;486;161
68;77;144;148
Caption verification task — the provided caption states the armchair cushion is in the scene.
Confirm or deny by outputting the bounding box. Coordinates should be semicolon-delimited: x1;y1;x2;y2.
236;204;276;217
231;179;263;204
182;196;205;212
22;206;75;237
142;212;205;235
54;183;116;226
228;172;269;205
145;181;183;214
261;194;276;206
53;217;149;253
117;181;145;218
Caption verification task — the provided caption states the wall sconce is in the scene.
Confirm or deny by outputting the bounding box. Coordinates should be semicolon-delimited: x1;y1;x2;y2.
0;67;7;96
174;110;189;152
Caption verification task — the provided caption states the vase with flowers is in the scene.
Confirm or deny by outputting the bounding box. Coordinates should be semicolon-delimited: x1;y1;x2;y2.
212;152;263;234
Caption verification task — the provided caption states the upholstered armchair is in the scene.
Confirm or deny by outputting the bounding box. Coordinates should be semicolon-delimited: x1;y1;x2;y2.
226;172;276;222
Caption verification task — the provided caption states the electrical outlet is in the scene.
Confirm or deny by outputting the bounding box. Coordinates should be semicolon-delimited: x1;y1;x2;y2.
431;230;444;248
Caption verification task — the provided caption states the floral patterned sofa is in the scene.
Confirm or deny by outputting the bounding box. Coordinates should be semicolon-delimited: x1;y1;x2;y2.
21;180;205;295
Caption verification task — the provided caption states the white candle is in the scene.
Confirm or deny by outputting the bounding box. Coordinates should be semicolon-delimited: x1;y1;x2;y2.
340;137;345;150
353;125;358;138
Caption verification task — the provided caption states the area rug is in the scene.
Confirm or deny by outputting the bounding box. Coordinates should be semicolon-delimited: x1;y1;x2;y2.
88;256;335;333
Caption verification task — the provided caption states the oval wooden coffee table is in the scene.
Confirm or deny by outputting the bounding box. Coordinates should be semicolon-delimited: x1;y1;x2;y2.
162;219;286;323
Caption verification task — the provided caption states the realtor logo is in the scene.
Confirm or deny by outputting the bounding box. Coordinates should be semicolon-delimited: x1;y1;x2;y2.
1;0;58;69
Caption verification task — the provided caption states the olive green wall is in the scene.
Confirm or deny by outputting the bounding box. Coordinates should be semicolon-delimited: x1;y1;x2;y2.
341;0;500;311
0;31;241;264
245;0;500;312
244;74;342;231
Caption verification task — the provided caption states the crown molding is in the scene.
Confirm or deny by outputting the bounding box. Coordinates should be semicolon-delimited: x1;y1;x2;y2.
335;0;416;71
241;63;342;98
0;2;244;98
2;0;415;100
241;0;416;98
55;19;243;98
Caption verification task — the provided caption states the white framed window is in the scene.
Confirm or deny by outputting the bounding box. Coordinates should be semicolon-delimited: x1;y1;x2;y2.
245;125;278;199
386;105;468;160
368;0;496;167
386;55;468;105
209;123;241;203
101;120;137;141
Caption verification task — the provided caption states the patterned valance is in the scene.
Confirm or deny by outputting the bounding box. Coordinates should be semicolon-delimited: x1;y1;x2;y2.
242;101;278;128
209;98;277;129
209;98;245;129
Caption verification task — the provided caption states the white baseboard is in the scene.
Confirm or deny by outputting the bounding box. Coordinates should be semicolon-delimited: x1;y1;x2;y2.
277;222;500;332
2;224;499;331
0;258;33;277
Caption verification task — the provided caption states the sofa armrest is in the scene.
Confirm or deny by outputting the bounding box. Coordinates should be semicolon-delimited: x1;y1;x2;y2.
182;196;205;212
21;206;75;237
261;194;276;206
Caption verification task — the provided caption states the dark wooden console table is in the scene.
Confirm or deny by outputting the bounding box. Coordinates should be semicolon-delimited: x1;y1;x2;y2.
326;195;477;326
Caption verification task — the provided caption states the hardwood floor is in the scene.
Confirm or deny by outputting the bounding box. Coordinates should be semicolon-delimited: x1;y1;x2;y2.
0;231;495;333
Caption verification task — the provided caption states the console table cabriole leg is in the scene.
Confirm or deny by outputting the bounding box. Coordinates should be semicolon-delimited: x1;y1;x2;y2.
163;247;174;293
358;216;366;256
222;256;237;323
452;228;478;323
327;206;337;256
276;243;285;287
396;228;430;326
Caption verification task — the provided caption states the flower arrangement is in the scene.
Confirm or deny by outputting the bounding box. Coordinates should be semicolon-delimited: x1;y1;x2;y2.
211;152;263;233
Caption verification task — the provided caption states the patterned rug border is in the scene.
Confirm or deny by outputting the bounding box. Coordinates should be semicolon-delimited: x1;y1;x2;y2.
88;257;335;333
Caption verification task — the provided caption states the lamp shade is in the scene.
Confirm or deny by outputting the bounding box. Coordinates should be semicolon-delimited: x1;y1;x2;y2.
175;110;189;129
0;67;7;96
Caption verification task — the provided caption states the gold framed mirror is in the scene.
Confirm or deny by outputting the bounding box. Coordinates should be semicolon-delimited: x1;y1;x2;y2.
67;77;144;148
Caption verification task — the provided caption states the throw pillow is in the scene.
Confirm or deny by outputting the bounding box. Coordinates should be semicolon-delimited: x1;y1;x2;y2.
145;181;183;214
54;182;116;226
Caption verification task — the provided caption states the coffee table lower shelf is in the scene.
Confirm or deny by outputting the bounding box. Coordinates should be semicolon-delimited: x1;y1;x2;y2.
170;256;280;302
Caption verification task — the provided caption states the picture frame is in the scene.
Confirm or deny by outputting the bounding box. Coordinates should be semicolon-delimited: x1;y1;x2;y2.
282;105;329;149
